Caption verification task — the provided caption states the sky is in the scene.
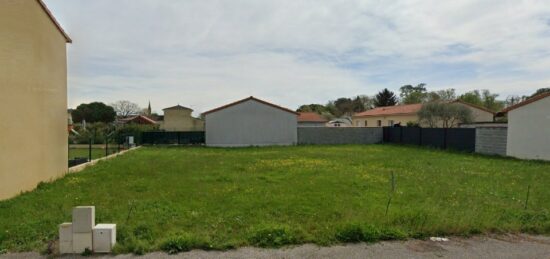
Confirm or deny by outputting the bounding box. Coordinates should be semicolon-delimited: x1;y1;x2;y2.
44;0;550;115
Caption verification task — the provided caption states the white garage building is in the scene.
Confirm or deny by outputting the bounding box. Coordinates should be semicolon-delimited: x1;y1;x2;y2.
503;92;550;161
203;96;298;147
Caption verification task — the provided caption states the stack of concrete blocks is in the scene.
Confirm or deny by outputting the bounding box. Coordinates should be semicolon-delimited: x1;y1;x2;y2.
59;206;116;254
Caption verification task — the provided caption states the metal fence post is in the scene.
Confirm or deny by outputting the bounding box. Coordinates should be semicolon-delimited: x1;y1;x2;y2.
88;138;92;162
419;127;423;146
443;128;448;150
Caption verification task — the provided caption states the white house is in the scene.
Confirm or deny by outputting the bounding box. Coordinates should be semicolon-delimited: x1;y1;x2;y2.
203;96;298;147
502;92;550;161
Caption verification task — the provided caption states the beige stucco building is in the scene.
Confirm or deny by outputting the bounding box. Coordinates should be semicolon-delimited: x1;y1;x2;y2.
504;93;550;161
0;0;71;200
159;105;204;131
352;101;494;128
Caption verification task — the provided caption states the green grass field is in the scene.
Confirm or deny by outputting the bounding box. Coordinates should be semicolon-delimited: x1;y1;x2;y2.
1;145;549;254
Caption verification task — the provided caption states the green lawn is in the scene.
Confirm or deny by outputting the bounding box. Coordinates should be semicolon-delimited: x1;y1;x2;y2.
1;145;549;254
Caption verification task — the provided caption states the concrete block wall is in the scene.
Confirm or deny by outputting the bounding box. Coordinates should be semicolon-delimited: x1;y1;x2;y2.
475;127;508;156
297;127;383;145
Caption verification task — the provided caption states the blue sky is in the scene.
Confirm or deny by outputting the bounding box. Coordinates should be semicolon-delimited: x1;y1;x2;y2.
44;0;550;114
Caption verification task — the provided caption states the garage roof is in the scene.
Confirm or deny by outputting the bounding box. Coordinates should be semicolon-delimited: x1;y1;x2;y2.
203;96;299;115
501;92;550;113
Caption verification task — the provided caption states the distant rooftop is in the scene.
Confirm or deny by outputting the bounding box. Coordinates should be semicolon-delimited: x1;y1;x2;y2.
353;103;423;117
163;105;193;111
298;112;328;122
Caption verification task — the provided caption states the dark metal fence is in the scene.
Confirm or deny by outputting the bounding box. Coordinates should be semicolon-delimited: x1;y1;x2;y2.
68;131;131;168
383;127;476;152
141;131;205;145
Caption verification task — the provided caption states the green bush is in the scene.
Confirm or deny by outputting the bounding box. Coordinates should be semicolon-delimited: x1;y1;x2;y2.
335;224;407;243
378;227;407;241
335;224;364;243
159;233;202;254
248;225;301;248
133;224;154;241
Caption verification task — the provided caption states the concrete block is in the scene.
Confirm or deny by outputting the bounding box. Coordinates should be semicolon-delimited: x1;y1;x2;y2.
59;223;72;242
93;224;116;253
59;241;73;254
73;232;93;253
72;206;95;233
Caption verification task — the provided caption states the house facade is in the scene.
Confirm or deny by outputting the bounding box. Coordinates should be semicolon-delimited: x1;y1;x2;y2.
203;97;298;147
352;101;494;127
298;112;328;127
159;105;204;131
503;92;550;161
352;104;422;127
0;0;71;200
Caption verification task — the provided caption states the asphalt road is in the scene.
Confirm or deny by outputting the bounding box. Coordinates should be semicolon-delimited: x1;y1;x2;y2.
3;234;549;259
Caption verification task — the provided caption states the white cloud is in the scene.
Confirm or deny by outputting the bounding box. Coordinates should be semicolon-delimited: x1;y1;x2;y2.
44;0;550;111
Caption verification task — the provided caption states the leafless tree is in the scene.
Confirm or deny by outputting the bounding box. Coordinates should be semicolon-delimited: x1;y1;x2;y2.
110;100;141;117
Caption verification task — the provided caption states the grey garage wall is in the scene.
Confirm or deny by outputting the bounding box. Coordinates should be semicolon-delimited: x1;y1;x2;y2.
475;127;507;156
298;127;383;145
205;99;297;147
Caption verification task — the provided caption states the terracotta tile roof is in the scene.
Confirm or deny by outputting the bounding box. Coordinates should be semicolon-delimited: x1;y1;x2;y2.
298;112;328;122
37;0;72;43
202;96;299;116
352;103;423;117
501;92;550;113
119;115;157;125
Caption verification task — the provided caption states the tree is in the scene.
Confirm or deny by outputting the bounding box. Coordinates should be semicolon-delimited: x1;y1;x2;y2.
351;96;366;113
459;89;504;112
427;89;456;102
296;104;328;114
399;83;428;104
505;95;528;107
531;88;550;97
111;100;141;117
459;90;483;107
71;102;116;123
357;95;375;110
374;88;398;107
417;102;473;128
481;90;504;111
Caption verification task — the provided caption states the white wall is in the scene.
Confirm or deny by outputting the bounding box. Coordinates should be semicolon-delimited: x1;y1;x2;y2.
205;99;297;147
506;96;550;161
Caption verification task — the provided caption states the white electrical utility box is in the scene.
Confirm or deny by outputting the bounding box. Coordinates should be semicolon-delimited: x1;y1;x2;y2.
72;206;95;233
92;224;117;253
73;232;93;253
59;223;73;254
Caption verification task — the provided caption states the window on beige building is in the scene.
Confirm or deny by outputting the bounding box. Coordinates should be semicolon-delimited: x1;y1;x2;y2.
388;120;394;126
377;120;382;127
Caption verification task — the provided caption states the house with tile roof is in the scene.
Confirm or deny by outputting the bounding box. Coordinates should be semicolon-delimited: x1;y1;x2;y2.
1;0;71;200
298;112;329;127
159;105;204;131
501;92;550;161
352;101;494;128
